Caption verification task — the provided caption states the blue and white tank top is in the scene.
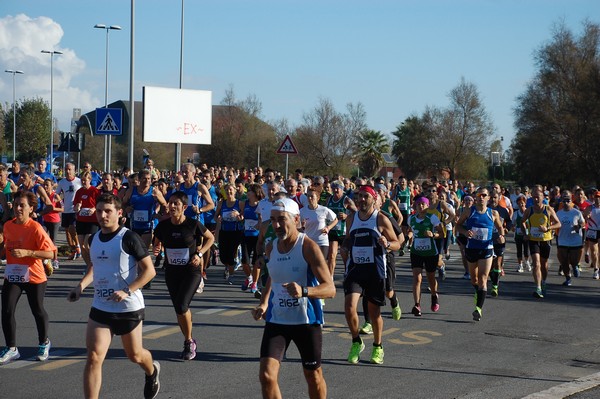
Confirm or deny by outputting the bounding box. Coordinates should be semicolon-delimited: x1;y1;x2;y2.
265;233;323;325
464;206;494;249
130;186;155;231
347;210;386;279
179;182;204;224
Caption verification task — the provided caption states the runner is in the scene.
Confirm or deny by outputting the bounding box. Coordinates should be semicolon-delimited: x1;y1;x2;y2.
512;195;531;273
67;193;160;399
252;197;335;399
153;191;215;360
488;190;512;296
556;190;585;286
325;181;356;278
214;184;245;284
406;195;443;316
343;185;399;364
583;191;600;279
455;187;505;321
0;191;56;365
521;187;561;298
56;163;82;260
299;188;338;259
73;171;100;263
456;195;474;279
425;186;455;280
240;184;265;291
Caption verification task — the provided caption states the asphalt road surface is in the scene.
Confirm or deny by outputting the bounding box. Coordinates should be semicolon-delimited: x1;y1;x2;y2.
2;232;600;399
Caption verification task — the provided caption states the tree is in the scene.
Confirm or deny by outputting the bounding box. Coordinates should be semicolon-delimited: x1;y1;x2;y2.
4;98;50;162
294;98;366;176
391;78;494;182
391;115;436;179
356;129;389;177
425;78;495;180
512;20;600;186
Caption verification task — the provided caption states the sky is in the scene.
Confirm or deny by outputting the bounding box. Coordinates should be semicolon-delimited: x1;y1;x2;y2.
1;0;599;152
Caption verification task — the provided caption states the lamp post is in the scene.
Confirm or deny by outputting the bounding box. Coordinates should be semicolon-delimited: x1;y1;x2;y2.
41;50;62;165
94;23;122;172
4;69;24;160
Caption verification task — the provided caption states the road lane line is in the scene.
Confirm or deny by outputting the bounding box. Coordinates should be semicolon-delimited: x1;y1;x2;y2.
144;326;181;339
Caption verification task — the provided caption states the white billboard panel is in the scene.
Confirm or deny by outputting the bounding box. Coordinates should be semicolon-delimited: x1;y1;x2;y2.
143;86;212;144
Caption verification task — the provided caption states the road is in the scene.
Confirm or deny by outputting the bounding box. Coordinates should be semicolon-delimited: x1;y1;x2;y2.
2;232;600;399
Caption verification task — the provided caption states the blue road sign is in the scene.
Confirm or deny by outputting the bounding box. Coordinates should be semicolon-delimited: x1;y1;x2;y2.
95;108;122;135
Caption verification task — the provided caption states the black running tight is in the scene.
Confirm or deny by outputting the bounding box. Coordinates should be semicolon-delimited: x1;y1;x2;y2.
1;280;49;347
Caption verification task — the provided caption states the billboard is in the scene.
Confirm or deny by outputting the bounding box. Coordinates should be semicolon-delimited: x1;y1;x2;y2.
142;86;212;144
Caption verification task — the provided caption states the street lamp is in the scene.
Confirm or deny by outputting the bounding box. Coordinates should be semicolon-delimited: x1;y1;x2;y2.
94;23;122;172
4;69;24;160
41;50;62;165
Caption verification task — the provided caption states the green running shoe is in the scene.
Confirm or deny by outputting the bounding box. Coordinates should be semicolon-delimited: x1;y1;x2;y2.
490;285;498;297
392;305;402;321
359;322;373;335
348;341;365;364
472;307;482;321
370;346;384;364
533;288;544;299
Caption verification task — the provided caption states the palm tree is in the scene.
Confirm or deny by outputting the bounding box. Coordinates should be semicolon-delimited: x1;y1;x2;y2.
356;129;389;177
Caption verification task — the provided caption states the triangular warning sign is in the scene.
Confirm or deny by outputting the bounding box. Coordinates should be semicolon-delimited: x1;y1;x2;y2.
276;135;298;154
98;112;119;132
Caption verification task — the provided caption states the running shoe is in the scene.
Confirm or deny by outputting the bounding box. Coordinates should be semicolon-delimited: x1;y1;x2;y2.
224;269;229;280
558;269;564;276
359;322;373;335
431;294;440;312
241;277;252;291
594;269;600;280
398;249;405;256
370;346;384;364
585;253;590;264
253;289;262;299
541;281;547;296
0;347;20;365
411;305;422;317
249;282;258;294
347;341;365;364
463;272;471;280
36;339;51;361
563;278;572;286
472;307;482;321
181;339;197;361
445;252;451;260
533;288;544;298
438;264;446;281
526;260;532;271
43;259;53;277
490;285;499;297
392;304;402;320
144;361;161;399
574;265;581;278
517;263;524;273
196;278;204;294
227;276;233;285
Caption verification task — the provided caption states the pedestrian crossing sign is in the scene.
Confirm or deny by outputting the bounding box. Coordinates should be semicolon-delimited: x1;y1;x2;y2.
276;135;298;154
95;108;123;135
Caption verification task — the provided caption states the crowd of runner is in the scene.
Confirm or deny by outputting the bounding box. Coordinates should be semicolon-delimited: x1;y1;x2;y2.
0;156;599;398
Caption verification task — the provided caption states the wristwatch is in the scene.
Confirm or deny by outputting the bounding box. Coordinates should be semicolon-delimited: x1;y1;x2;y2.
302;286;309;297
195;251;203;258
123;286;131;296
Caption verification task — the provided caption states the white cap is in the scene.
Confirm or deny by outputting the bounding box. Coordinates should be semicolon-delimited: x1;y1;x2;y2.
271;197;300;216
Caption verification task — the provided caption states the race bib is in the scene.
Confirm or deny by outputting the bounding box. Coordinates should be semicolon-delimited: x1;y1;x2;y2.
5;264;30;283
94;278;115;298
587;229;598;240
223;211;236;222
413;238;432;252
471;227;488;241
399;203;408;211
245;219;258;231
274;283;300;308
79;207;94;217
133;210;149;222
530;227;543;239
353;246;374;264
167;248;190;265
